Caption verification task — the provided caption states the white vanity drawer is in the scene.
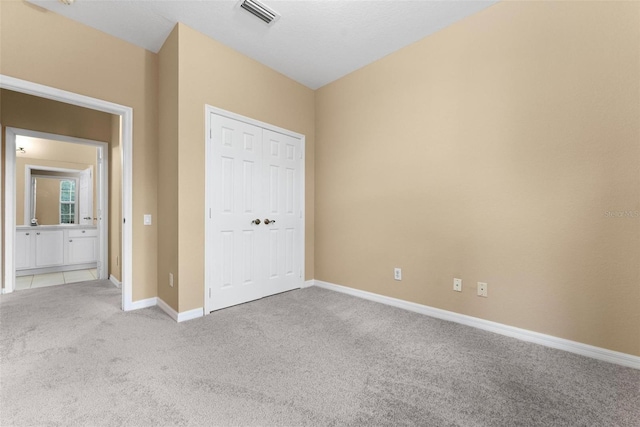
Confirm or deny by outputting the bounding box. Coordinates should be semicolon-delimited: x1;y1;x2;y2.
68;229;98;238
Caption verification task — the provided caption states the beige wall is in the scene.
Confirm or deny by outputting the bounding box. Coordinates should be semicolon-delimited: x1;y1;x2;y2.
315;1;640;356
171;23;315;312
1;89;113;139
157;26;179;308
32;176;59;225
0;1;158;300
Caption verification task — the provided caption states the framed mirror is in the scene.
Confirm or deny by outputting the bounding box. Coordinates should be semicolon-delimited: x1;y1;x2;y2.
24;166;93;226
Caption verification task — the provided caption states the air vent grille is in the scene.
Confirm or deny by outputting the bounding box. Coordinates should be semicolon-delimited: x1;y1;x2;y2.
239;0;280;25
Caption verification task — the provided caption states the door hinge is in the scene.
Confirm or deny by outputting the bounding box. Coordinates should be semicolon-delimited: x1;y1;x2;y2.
209;288;211;298
209;208;212;219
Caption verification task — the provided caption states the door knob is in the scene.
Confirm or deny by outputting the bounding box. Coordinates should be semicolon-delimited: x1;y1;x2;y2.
251;219;261;225
264;219;276;225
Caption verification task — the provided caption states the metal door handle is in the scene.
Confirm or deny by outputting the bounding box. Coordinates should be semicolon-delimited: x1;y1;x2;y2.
264;219;276;225
251;219;261;225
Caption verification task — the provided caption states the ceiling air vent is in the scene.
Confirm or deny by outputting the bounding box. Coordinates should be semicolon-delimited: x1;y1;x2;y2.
238;0;280;25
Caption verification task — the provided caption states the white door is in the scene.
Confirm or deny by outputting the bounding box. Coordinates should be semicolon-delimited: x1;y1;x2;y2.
207;113;304;312
79;168;93;225
261;129;304;297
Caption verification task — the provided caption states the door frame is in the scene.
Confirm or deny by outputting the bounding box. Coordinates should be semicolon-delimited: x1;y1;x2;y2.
1;75;134;311
7;129;108;286
203;105;306;314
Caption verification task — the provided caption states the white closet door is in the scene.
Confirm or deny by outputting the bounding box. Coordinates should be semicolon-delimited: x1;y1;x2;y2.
209;114;264;311
261;129;303;297
207;113;303;312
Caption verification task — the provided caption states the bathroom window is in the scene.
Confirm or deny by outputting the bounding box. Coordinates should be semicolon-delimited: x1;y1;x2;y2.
60;180;77;224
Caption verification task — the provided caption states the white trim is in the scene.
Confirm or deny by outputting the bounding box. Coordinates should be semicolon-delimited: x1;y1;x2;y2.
313;280;640;370
302;279;315;288
1;75;132;312
203;105;306;314
157;298;204;323
4;128;17;293
109;274;122;289
127;296;157;311
206;105;305;140
177;307;204;322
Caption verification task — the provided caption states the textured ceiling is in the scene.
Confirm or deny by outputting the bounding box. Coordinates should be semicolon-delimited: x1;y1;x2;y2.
28;0;498;89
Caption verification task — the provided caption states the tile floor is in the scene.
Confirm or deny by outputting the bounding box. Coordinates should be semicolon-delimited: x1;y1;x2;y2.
15;269;98;291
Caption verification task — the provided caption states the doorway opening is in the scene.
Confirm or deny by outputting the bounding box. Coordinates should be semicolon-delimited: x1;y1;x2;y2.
8;131;108;291
1;75;134;311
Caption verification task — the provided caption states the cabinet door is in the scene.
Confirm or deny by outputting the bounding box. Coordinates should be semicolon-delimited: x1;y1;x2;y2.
68;236;98;264
35;231;64;267
15;231;33;270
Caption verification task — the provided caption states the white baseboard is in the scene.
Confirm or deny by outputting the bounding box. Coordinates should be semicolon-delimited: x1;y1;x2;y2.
125;296;157;311
109;274;122;289
177;307;204;322
313;280;640;370
157;297;203;323
302;279;315;288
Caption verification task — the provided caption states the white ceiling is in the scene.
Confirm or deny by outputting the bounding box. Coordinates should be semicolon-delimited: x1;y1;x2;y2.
28;0;498;89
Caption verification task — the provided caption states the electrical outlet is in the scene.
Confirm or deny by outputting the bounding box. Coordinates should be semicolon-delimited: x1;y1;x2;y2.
478;282;488;297
453;278;462;292
394;268;402;281
169;273;174;287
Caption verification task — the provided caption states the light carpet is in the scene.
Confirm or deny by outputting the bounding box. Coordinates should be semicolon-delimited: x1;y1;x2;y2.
1;280;638;426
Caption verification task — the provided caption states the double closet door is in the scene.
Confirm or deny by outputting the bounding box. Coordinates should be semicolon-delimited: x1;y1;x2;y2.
207;112;304;312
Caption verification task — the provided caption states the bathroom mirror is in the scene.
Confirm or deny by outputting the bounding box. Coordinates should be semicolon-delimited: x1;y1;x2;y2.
25;167;93;226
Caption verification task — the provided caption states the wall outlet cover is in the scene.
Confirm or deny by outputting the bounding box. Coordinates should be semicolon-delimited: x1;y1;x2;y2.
478;282;488;297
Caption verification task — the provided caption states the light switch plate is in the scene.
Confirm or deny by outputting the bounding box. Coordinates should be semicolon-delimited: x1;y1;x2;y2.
144;214;152;225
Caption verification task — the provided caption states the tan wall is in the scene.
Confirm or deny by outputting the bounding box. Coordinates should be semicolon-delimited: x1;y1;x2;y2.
0;1;158;300
1;89;113;139
157;26;179;308
315;1;640;356
175;23;315;312
33;177;59;225
15;139;98;225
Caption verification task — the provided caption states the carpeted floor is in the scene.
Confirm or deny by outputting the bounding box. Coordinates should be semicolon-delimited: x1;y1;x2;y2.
1;280;638;426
